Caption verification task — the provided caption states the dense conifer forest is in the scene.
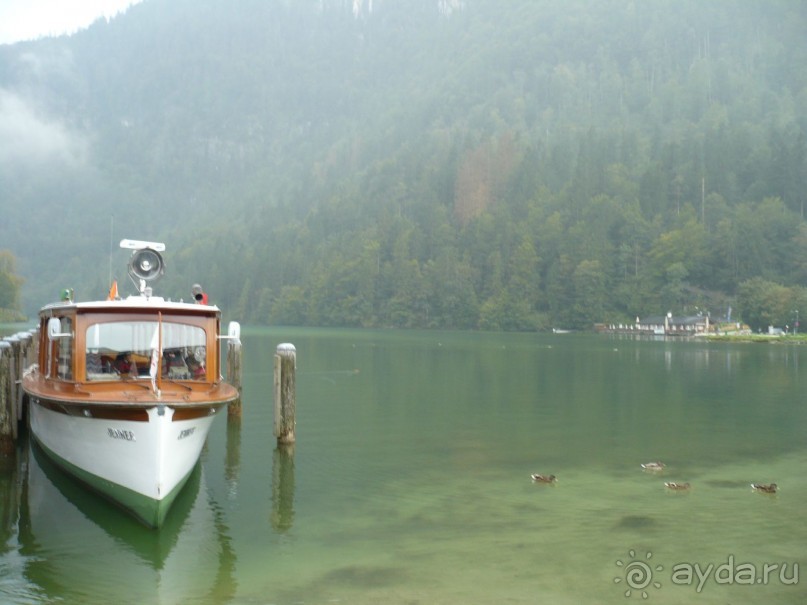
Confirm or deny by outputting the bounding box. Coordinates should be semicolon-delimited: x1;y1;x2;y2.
1;0;806;331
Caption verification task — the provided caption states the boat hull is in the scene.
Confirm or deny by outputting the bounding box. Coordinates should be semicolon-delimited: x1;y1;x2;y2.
23;441;224;604
28;397;223;527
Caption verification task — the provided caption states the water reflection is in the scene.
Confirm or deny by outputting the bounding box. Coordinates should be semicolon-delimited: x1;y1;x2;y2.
225;416;242;501
0;452;21;559
271;444;295;532
2;435;236;605
2;329;806;604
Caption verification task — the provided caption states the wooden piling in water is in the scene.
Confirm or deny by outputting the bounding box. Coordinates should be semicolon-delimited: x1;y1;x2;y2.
274;343;296;445
226;337;243;417
13;332;33;437
3;336;19;443
0;329;38;453
0;341;14;455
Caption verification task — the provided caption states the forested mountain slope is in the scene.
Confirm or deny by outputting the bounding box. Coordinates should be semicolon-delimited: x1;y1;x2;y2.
1;0;805;330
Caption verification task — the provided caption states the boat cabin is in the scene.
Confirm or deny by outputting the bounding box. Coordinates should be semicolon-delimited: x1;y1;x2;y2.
37;299;226;392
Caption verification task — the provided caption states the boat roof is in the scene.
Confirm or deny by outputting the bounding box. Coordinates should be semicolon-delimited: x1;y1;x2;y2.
39;296;221;316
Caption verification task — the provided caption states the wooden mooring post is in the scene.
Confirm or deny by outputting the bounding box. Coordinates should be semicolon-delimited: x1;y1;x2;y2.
226;337;243;417
0;341;13;455
1;329;38;454
274;343;296;445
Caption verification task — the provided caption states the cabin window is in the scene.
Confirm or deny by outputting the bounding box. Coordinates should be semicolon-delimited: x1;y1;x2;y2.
56;317;73;380
85;321;207;381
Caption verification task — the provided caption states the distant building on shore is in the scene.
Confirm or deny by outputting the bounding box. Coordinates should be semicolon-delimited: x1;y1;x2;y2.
596;313;710;336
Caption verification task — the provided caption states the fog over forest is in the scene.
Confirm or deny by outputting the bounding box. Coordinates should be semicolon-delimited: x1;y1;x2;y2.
1;0;806;331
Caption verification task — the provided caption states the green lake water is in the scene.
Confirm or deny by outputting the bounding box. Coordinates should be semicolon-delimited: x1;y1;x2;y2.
1;328;806;604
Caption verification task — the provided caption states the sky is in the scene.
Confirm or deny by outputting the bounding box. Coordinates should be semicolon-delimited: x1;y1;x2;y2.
0;0;143;45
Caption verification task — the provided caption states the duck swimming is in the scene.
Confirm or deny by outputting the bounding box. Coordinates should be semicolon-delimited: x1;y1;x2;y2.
641;462;666;471
751;483;778;494
664;481;690;490
531;474;557;484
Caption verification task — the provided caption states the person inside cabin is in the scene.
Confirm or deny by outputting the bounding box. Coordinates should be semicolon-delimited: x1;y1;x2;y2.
187;357;206;379
194;362;206;379
114;352;137;377
185;348;206;379
164;349;189;378
192;283;209;305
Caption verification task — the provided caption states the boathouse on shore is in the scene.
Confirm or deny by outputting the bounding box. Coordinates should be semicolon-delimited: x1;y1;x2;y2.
597;313;710;336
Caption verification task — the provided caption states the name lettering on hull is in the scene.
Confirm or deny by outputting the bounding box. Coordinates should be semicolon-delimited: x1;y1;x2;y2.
108;428;136;441
178;427;196;440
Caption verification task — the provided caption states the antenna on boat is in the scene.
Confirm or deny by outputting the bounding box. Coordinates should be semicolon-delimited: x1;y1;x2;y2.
120;239;165;296
108;216;114;286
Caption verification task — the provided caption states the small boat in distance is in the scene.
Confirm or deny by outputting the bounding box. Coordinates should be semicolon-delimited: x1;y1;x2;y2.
22;239;241;528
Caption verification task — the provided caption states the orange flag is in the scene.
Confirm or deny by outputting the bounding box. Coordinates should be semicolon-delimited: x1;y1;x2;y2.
107;280;118;300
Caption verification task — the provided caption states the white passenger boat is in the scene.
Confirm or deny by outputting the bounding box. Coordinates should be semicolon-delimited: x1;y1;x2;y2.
22;239;240;527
